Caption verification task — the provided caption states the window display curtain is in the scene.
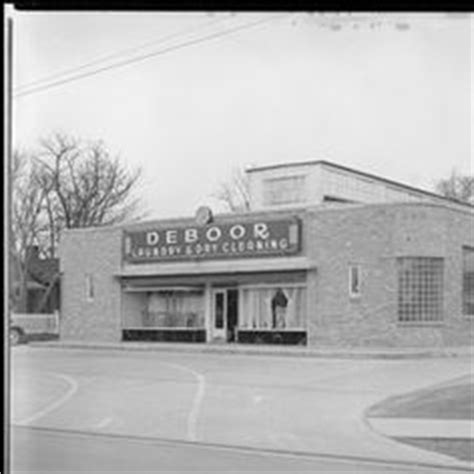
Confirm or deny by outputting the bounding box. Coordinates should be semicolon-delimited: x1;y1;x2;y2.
174;293;204;327
240;287;306;329
147;292;204;328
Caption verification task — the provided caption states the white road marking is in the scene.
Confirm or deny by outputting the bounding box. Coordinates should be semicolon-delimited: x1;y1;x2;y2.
160;362;206;442
15;372;79;426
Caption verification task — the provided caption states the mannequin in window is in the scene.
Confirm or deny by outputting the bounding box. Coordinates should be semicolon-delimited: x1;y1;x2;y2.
271;288;288;329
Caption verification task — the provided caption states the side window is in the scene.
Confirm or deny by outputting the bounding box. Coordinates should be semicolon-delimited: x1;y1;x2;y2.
85;274;94;302
263;175;307;206
349;265;361;298
463;247;474;316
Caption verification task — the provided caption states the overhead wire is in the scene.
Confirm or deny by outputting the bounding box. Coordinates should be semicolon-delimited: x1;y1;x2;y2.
14;14;232;92
14;13;290;100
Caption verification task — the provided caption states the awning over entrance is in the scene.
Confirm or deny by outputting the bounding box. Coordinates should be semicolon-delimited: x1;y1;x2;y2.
116;256;315;278
123;285;204;293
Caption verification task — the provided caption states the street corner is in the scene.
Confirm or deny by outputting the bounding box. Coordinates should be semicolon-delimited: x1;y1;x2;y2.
365;417;474;469
364;375;474;466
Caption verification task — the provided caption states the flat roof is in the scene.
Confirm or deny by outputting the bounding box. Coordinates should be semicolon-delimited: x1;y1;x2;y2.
246;160;473;209
59;200;473;238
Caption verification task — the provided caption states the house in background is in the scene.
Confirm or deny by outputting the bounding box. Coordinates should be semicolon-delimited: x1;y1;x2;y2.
12;245;60;314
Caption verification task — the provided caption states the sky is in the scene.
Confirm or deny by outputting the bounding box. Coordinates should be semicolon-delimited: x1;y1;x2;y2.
7;10;473;219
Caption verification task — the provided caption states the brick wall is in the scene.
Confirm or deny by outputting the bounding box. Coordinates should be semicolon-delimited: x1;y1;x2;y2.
59;227;122;342
59;202;474;347
122;292;147;328
304;203;474;347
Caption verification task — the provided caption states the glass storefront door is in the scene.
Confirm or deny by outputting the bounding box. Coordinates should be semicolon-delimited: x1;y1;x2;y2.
212;290;227;340
212;288;239;342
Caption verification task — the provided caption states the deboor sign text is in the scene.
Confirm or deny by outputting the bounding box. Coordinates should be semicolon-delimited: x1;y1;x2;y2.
123;218;301;263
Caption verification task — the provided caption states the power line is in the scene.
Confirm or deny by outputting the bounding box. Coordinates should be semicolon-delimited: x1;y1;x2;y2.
14;14;232;92
14;13;289;100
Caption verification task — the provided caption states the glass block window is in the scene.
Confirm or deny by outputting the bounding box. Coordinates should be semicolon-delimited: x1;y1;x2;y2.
263;175;306;206
397;258;444;322
463;247;474;316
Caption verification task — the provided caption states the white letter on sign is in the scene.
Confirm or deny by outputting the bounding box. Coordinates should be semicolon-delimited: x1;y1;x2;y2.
166;230;178;244
146;231;159;245
206;226;222;242
254;223;269;240
230;224;245;240
185;228;198;243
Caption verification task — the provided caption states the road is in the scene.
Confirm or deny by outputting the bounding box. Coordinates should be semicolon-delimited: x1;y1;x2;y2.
8;346;473;472
11;425;468;473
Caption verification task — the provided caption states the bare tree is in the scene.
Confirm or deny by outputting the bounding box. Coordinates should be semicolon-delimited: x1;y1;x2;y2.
34;132;144;256
214;167;251;213
10;151;51;311
10;133;145;313
435;169;474;204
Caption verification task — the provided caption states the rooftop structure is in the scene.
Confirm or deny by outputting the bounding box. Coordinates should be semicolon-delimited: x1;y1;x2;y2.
246;160;471;212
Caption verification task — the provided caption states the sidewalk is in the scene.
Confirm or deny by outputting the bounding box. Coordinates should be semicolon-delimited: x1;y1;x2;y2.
366;375;473;465
27;339;474;359
368;418;473;438
367;417;473;466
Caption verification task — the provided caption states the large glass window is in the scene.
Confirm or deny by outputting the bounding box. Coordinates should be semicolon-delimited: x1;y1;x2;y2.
463;247;474;316
397;258;444;323
141;291;205;328
240;286;306;329
263;175;306;206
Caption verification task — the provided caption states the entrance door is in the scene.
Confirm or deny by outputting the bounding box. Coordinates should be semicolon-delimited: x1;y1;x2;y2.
226;289;238;342
212;289;238;342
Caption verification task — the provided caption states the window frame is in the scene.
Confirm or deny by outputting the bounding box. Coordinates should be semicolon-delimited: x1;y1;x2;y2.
462;246;474;317
348;264;362;298
238;283;307;331
85;274;94;302
263;174;307;206
396;257;444;325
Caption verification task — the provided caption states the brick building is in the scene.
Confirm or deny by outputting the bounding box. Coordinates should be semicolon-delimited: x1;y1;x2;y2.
59;161;474;347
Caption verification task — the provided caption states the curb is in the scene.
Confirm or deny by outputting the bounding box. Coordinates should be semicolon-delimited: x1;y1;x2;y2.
14;424;474;472
25;341;473;360
365;417;474;469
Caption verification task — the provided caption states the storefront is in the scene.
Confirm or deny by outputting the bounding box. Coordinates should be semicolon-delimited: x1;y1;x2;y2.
59;201;474;348
118;214;310;344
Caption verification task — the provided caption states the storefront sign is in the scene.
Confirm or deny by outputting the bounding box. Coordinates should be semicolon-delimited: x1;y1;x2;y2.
123;218;301;263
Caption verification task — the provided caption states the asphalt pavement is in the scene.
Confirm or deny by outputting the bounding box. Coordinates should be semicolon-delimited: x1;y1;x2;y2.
10;425;468;473
8;345;474;472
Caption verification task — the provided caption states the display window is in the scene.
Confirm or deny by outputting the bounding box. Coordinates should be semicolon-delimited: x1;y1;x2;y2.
145;291;205;328
122;289;205;329
239;285;306;330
